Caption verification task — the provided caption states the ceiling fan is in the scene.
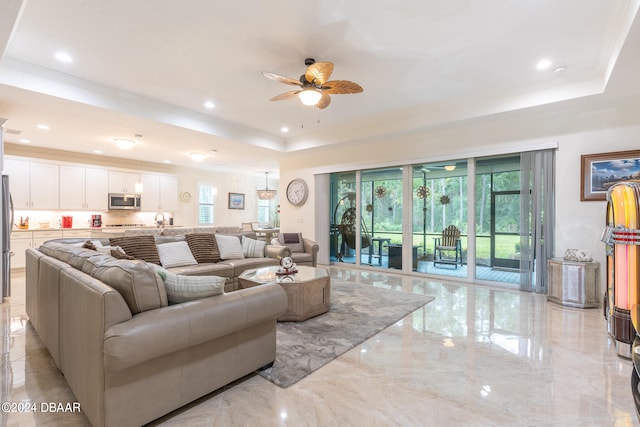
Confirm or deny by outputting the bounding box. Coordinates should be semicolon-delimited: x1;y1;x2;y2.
262;58;363;109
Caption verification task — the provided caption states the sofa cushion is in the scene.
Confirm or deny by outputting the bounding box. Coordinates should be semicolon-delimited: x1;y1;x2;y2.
109;235;161;265
242;236;265;258
157;241;198;268
81;255;168;314
152;266;225;303
166;262;234;278
278;233;304;253
185;233;221;263
215;234;244;260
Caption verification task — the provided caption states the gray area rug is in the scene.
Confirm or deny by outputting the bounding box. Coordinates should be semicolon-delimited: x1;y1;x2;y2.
258;280;434;387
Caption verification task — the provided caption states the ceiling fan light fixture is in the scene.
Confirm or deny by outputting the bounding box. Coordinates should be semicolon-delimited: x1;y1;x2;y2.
298;89;322;106
444;165;456;171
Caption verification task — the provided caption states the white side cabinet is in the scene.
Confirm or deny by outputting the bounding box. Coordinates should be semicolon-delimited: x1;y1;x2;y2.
141;173;178;212
4;159;59;209
60;166;108;210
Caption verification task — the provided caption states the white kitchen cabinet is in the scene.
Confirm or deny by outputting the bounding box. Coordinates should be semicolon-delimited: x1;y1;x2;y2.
3;159;30;209
60;166;108;210
108;170;141;193
85;168;109;210
10;232;32;270
4;159;59;209
62;229;92;239
140;173;178;212
32;230;63;249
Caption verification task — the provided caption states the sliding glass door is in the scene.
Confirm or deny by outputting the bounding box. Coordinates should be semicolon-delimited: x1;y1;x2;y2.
327;150;554;291
359;168;403;269
330;172;357;264
412;161;468;278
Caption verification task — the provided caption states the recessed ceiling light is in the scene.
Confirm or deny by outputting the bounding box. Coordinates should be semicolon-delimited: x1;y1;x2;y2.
553;66;567;74
36;124;50;130
114;138;135;149
281;126;289;133
163;160;171;164
189;152;206;161
19;139;31;144
204;101;215;109
536;59;552;70
93;150;103;154
55;52;73;63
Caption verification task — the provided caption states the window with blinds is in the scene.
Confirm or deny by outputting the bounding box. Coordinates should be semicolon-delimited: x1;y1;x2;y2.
198;184;216;225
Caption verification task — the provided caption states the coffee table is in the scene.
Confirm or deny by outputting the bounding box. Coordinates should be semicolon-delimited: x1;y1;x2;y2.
238;265;330;321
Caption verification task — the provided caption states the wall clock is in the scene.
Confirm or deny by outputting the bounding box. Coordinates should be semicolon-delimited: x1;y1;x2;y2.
180;191;191;202
286;178;309;206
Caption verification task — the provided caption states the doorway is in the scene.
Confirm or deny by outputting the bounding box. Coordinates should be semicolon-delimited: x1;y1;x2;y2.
490;190;520;270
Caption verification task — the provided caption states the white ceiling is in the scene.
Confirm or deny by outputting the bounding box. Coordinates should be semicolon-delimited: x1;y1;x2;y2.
0;0;638;176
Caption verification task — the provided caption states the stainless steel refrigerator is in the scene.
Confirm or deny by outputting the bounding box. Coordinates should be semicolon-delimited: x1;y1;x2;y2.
1;174;11;300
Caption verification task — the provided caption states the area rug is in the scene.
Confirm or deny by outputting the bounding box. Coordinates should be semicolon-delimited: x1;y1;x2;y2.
258;280;434;387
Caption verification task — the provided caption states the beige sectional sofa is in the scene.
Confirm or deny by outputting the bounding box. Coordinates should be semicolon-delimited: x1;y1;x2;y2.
25;235;288;427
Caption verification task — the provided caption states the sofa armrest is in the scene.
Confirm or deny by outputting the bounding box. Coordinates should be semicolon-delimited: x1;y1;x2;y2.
302;238;319;266
103;283;287;371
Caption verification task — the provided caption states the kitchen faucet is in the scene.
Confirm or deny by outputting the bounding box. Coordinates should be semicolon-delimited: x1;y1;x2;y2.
155;212;165;227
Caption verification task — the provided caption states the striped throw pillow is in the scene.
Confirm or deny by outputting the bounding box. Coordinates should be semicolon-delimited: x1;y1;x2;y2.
109;235;161;265
185;233;221;263
151;265;224;303
242;236;266;258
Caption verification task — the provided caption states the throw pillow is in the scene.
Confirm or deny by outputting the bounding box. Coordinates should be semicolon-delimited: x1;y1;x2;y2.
214;234;245;260
157;241;198;268
82;240;97;250
185;233;221;263
242;236;266;258
278;232;304;253
110;249;136;260
109;235;161;265
152;265;225;303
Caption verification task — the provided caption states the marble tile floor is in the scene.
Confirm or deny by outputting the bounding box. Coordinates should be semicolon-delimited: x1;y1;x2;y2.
1;267;637;426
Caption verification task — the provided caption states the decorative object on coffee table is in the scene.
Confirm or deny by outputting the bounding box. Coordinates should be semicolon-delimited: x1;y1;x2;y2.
238;265;330;321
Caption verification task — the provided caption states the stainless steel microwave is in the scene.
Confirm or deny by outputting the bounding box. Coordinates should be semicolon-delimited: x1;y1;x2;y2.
108;193;141;210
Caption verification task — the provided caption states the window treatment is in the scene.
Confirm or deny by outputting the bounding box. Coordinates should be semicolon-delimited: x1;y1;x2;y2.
519;149;555;293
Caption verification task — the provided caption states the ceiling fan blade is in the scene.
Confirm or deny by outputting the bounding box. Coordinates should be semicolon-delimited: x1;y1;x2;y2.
269;90;301;101
323;80;364;95
305;62;334;85
316;92;332;109
262;71;302;87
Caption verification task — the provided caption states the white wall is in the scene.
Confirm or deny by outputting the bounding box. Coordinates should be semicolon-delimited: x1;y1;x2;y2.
173;167;279;227
277;95;640;286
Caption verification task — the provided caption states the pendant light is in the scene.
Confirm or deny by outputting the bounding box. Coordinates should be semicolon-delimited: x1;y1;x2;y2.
257;172;277;200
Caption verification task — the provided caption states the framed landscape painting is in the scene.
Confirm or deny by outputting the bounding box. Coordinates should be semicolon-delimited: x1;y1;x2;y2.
228;193;245;209
581;150;640;201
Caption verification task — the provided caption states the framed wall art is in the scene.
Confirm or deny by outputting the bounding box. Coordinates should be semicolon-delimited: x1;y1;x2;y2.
228;192;245;210
581;150;640;201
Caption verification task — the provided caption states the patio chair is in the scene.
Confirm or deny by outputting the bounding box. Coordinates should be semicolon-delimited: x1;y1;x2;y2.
433;225;463;268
